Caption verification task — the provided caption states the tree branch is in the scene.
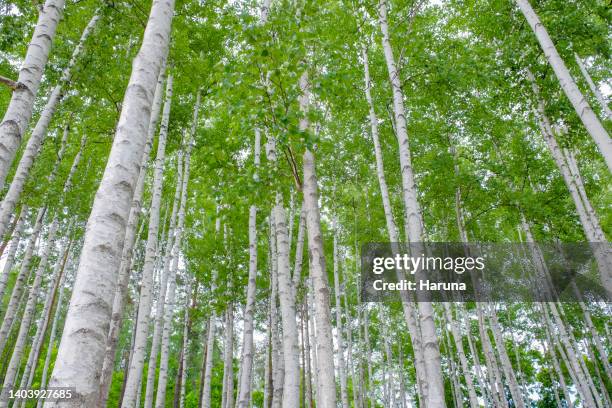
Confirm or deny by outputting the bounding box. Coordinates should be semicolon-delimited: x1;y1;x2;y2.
0;75;20;90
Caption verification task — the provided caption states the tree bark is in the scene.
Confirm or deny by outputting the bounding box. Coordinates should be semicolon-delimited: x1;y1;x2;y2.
0;207;45;353
0;11;100;241
300;69;337;408
515;0;612;171
0;0;66;187
18;240;72;407
377;2;446;405
155;136;193;408
442;303;479;408
236;128;261;408
98;62;167;405
0;205;26;301
574;53;612;119
45;0;175;402
0;219;59;406
526;69;611;295
332;217;349;408
221;305;234;408
274;201;300;408
122;73;173;408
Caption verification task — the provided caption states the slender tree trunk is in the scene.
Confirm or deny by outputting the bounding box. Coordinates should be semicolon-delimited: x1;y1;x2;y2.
300;70;337;408
377;2;446;405
221;305;235;408
236;128;261;408
0;219;59;406
122;74;173;408
45;0;175;403
487;306;525;408
0;207;45;353
515;0;612;171
18;240;72;405
574;53;612;119
263;306;272;408
523;225;597;407
344;292;359;408
274;201;300;408
302;303;313;408
0;205;26;301
442;303;479;408
332;217;349;408
155;136;193;408
100;60;167;403
0;207;19;256
476;303;507;408
363;308;374;408
526;69;611;295
201;316;216;408
269;216;284;408
306;277;320;408
201;212;222;408
37;250;74;408
179;284;195;408
0;0;66;187
541;336;573;408
0;12;100;241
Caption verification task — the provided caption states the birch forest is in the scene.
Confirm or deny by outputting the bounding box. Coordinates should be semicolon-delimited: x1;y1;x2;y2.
0;0;610;407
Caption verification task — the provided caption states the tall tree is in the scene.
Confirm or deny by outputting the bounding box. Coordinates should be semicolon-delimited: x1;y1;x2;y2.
0;0;66;186
44;0;175;402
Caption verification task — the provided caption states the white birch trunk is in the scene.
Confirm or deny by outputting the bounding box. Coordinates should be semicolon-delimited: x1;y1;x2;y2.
37;251;73;408
274;202;300;408
300;70;337;408
155;137;193;408
526;69;611;295
201;211;222;408
332;218;349;408
0;205;27;300
442;303;479;408
476;303;507;408
221;305;235;408
574;54;612;119
515;0;612;171
488;307;525;408
45;0;175;402
378;2;446;405
292;206;305;297
263;306;272;408
236;128;261;408
0;0;66;187
0;12;100;241
179;292;191;408
361;43;428;403
201;317;216;408
98;63;166;403
122;74;173;408
269;215;283;408
306;277;320;408
302;303;313;408
18;241;72;406
0;219;59;406
0;207;46;353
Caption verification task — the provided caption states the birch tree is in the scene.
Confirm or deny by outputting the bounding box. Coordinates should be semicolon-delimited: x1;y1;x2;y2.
0;0;66;186
122;73;173;408
44;0;175;402
377;2;445;405
515;0;612;171
0;11;100;241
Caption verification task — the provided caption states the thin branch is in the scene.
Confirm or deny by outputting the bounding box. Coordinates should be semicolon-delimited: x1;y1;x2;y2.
0;75;21;90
